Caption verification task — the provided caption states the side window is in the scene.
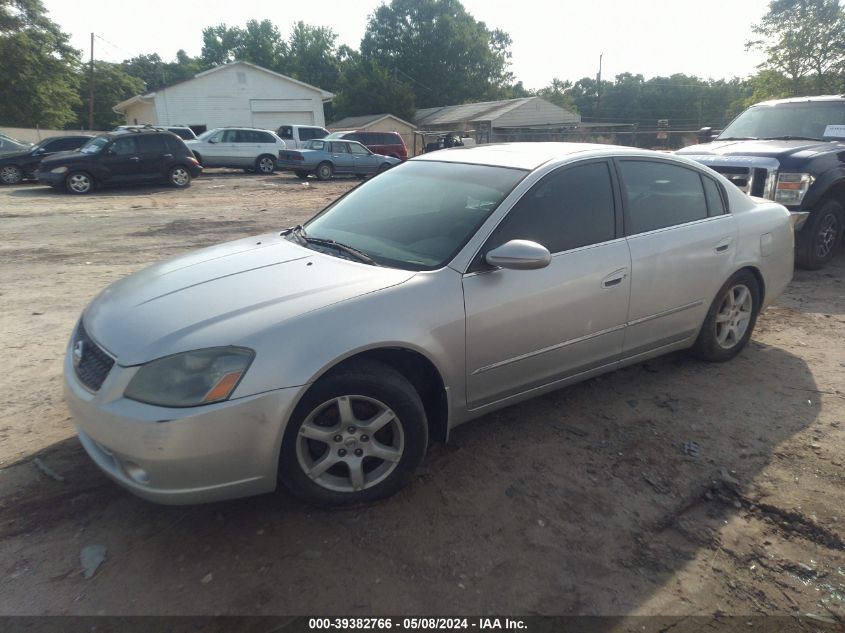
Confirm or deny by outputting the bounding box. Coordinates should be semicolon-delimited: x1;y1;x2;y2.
222;129;238;143
619;160;709;235
300;128;315;141
137;134;167;153
47;138;81;151
701;175;727;215
349;143;369;155
234;130;251;143
487;161;617;255
308;140;326;151
111;137;137;155
330;142;349;153
278;126;293;140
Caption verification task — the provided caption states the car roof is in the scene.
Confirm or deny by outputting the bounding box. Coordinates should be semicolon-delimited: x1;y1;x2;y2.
754;94;845;106
411;142;678;170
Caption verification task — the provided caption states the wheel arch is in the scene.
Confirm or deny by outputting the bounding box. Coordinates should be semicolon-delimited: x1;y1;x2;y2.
730;264;766;310
294;346;450;446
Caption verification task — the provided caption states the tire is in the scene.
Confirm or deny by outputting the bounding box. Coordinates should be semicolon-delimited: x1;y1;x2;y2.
0;165;23;185
315;162;333;181
278;359;429;507
690;270;760;362
795;199;843;270
294;170;310;180
255;155;276;174
65;171;94;195
168;165;191;188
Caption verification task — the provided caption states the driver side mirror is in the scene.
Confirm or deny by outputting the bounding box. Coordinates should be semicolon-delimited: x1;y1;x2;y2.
485;240;551;270
208;138;218;144
106;148;116;155
34;147;46;155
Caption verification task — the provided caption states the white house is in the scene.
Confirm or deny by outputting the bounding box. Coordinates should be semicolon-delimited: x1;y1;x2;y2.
113;61;334;133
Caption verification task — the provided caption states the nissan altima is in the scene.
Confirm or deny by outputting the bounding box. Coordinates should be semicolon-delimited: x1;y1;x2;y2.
64;143;797;506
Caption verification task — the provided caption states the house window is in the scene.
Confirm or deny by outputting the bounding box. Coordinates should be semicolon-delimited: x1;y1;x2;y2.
237;72;247;85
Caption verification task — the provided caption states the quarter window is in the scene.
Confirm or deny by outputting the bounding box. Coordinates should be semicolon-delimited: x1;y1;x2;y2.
487;161;617;254
619;160;709;235
701;175;727;215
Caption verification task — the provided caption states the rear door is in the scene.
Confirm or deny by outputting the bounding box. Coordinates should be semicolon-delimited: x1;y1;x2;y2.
617;159;737;360
135;134;170;180
329;142;354;172
463;160;631;408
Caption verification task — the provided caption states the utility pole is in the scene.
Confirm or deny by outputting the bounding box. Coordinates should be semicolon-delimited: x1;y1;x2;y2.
88;33;94;131
596;53;603;120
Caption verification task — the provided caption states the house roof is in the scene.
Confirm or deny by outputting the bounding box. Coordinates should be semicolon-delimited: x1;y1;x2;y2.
413;96;577;128
113;60;334;113
328;113;416;130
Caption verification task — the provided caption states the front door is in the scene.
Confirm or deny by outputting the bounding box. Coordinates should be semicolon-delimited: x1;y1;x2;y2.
616;159;738;358
349;142;378;174
101;136;142;182
463;160;631;408
329;142;354;173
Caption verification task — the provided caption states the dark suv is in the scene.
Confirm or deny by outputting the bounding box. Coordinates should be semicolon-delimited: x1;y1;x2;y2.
35;128;202;194
325;131;408;160
0;135;91;185
678;95;845;269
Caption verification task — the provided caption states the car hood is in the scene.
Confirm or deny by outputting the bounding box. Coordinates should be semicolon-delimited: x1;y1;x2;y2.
39;151;95;168
83;233;415;365
0;149;34;163
677;139;840;160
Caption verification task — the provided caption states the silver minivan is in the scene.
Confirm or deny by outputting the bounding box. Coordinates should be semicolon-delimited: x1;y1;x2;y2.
186;127;286;174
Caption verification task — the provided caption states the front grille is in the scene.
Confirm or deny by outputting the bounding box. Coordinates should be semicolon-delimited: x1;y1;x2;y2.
684;155;780;200
710;166;753;194
72;322;115;392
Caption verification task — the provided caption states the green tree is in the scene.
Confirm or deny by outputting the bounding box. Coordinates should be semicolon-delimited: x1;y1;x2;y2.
76;61;144;130
239;19;284;70
532;78;578;113
280;22;341;91
122;51;199;91
200;24;241;68
0;0;80;127
332;51;416;122
360;0;514;107
747;0;845;93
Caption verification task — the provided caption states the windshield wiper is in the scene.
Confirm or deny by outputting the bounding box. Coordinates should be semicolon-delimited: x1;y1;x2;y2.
716;136;759;141
282;225;378;266
761;135;824;141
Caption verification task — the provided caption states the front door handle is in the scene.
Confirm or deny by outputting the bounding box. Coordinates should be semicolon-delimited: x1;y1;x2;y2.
602;268;628;288
129;156;140;162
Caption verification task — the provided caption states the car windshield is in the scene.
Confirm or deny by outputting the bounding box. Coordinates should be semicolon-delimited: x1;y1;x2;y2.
718;101;845;141
303;140;326;150
302;161;527;270
79;136;109;154
196;130;216;141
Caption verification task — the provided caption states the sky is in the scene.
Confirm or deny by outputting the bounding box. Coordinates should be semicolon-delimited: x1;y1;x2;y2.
44;0;771;90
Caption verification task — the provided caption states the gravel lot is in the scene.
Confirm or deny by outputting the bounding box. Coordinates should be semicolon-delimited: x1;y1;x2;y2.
0;171;844;621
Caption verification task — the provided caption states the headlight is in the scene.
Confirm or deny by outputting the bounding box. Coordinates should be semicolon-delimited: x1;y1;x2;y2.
774;173;814;206
50;166;68;174
124;347;254;407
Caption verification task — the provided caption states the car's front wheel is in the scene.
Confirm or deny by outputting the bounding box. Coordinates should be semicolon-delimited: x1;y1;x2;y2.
169;165;191;188
66;171;94;195
0;165;23;185
691;270;760;362
278;359;428;506
796;199;843;270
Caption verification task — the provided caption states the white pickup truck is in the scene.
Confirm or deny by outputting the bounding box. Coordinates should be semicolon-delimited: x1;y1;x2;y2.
276;125;329;149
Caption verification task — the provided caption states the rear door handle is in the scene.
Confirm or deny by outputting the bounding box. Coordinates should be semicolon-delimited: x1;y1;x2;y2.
602;268;628;288
162;153;173;158
715;237;733;253
129;156;140;162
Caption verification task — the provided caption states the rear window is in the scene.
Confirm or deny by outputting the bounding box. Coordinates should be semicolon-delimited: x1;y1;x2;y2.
278;126;293;140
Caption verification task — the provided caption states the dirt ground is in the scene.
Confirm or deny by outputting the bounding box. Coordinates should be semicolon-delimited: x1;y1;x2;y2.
0;171;844;623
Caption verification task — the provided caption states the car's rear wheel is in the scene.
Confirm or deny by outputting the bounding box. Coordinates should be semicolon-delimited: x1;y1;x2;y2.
169;165;191;188
796;199;843;270
0;165;23;185
278;359;428;507
294;170;309;180
315;162;333;181
66;171;94;195
256;155;276;174
691;270;760;362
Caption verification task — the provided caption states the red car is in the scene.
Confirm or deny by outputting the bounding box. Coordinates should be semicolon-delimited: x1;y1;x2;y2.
325;131;408;160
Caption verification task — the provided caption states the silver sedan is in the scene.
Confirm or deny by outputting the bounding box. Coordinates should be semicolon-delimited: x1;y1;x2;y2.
64;143;796;506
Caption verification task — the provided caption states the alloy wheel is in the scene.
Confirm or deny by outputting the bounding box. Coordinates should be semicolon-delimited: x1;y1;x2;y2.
715;283;753;349
258;157;275;173
170;167;189;186
816;212;840;259
0;165;22;185
68;173;91;193
295;395;405;493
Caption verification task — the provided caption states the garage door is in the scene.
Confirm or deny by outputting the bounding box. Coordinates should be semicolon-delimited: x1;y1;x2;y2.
251;111;314;129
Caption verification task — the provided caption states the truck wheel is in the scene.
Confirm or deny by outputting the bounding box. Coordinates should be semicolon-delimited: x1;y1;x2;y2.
796;199;843;270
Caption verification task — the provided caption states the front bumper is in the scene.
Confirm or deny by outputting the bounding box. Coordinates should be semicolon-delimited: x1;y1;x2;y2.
64;343;303;505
